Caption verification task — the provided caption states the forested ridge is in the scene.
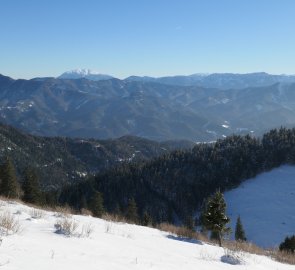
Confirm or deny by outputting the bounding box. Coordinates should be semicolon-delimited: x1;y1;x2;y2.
59;127;295;225
1;124;295;226
0;123;193;189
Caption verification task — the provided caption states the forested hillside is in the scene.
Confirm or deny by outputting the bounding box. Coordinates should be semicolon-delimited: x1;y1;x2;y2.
0;123;193;189
59;127;295;225
2;122;295;228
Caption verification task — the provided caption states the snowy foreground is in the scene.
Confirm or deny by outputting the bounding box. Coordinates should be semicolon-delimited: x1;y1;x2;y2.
0;200;293;270
225;165;295;248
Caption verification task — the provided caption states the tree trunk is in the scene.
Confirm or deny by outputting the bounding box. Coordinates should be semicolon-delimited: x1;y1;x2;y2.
218;232;222;247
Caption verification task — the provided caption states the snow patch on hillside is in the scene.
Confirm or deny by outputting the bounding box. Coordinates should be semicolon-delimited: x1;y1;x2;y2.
0;200;292;269
225;165;295;248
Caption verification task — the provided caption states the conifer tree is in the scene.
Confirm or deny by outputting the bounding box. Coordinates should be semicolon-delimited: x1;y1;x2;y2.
142;211;152;226
203;190;230;247
79;195;87;210
199;198;209;234
113;203;122;216
126;198;139;223
167;205;174;223
235;215;247;242
184;214;195;231
279;235;295;253
0;157;19;199
22;167;42;205
210;230;219;241
89;191;104;217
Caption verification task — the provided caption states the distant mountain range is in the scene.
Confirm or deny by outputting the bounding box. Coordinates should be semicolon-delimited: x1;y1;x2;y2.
125;72;295;89
1;72;295;141
58;70;295;89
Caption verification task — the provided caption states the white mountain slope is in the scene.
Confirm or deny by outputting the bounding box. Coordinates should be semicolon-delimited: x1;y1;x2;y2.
225;165;295;248
59;69;114;80
0;200;292;269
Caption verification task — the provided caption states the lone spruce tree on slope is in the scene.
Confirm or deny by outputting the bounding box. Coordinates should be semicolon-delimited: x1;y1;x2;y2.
126;198;139;224
235;215;247;242
89;191;104;218
22;167;42;205
203;190;230;247
0;157;19;199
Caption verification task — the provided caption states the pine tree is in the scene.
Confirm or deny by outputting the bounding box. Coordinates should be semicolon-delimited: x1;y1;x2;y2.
22;167;42;205
0;157;19;199
126;198;139;223
89;191;104;217
79;195;87;210
184;214;195;231
199;198;209;234
113;203;122;216
142;211;152;226
279;235;295;253
44;190;58;206
203;190;230;247
167;205;174;223
210;230;219;241
235;215;247;242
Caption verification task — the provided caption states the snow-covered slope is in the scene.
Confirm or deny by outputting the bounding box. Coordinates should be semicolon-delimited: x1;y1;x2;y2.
225;165;295;248
0;200;292;269
59;69;114;80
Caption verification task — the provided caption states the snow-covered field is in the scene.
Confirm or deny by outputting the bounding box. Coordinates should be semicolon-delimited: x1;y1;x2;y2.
225;165;295;248
0;200;292;269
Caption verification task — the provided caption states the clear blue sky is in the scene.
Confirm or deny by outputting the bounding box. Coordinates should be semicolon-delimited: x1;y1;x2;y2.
1;0;295;79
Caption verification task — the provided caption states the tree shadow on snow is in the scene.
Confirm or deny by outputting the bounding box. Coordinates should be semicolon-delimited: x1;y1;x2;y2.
166;234;203;245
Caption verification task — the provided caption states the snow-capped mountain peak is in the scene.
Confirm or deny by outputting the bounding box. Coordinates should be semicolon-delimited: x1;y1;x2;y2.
58;69;114;81
65;68;98;76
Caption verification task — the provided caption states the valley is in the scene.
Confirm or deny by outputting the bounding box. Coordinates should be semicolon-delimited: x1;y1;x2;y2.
2;73;295;142
2;1;295;268
0;123;193;188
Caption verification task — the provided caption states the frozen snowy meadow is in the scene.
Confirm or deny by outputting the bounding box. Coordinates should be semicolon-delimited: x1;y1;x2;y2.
0;199;292;269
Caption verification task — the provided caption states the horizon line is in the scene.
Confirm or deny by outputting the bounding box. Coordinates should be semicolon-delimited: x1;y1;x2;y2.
2;71;295;81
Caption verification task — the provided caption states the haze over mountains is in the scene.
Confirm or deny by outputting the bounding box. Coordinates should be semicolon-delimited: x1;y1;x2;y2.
125;72;295;89
1;71;295;141
59;69;295;89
